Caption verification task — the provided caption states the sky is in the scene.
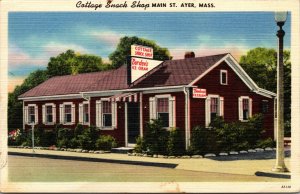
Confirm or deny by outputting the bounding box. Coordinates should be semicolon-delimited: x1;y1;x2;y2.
8;12;291;92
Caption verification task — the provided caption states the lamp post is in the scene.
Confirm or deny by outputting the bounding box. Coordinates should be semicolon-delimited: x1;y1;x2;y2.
273;11;288;172
31;122;35;153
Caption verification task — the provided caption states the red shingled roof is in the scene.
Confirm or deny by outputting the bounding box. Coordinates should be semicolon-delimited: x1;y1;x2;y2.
19;54;227;98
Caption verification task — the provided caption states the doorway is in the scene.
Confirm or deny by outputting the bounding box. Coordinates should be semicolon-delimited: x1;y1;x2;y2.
127;102;140;146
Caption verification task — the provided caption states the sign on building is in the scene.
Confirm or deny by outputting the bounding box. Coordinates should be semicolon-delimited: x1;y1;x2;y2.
131;45;153;59
130;57;162;83
192;88;207;98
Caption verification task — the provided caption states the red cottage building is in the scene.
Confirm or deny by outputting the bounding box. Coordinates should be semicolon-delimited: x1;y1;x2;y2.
19;53;276;148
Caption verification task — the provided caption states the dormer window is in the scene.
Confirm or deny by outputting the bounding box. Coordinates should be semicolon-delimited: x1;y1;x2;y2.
220;70;228;85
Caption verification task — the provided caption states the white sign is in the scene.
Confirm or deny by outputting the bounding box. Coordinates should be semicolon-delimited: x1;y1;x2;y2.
131;57;162;83
193;88;207;98
131;45;153;59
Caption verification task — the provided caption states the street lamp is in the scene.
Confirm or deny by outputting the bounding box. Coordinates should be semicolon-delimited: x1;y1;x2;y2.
273;11;288;172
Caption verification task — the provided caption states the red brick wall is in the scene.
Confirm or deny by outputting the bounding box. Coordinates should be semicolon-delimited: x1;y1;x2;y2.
189;61;274;138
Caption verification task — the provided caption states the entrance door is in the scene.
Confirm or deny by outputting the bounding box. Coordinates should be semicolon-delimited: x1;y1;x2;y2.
127;102;140;145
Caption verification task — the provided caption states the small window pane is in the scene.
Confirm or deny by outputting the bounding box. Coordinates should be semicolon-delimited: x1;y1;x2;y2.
242;99;249;120
221;72;227;84
102;101;111;114
158;113;169;128
64;105;72;123
28;106;35;123
83;104;89;123
103;114;112;127
262;100;269;113
157;98;169;113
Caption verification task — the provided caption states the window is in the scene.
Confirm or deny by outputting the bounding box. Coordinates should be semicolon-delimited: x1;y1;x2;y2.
157;98;169;127
102;101;112;127
262;100;269;113
46;105;53;123
220;70;228;85
238;96;252;121
242;99;249;120
205;95;224;127
28;106;35;123
64;105;72;123
42;103;56;124
149;95;176;129
83;103;89;123
25;104;38;124
210;97;219;122
96;99;117;129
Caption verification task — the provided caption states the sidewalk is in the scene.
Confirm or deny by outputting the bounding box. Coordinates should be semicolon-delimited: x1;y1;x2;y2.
8;147;291;178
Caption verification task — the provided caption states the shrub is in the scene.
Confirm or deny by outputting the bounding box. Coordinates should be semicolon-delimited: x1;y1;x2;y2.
56;128;74;148
134;136;146;153
77;126;100;150
167;128;185;156
144;119;169;156
256;137;276;148
95;135;117;151
244;114;265;147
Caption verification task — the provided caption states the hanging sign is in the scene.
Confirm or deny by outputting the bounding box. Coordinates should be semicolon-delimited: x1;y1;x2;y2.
131;44;153;59
192;88;207;98
130;57;162;83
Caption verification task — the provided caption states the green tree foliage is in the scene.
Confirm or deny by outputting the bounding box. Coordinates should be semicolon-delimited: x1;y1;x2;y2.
239;47;291;136
109;36;171;68
8;70;48;129
47;50;107;77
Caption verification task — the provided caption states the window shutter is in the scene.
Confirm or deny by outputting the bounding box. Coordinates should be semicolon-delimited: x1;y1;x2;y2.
111;101;117;128
71;104;75;124
205;97;211;127
96;100;102;128
79;103;83;124
149;97;156;121
238;97;243;121
42;105;46;124
169;96;176;128
219;97;224;117
34;105;38;124
59;104;64;124
53;104;56;124
249;98;253;118
24;106;28;124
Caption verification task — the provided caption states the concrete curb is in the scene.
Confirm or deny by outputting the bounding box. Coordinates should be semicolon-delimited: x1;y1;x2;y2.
8;151;178;169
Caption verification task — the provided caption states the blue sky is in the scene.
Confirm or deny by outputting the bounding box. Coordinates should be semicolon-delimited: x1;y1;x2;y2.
8;12;291;91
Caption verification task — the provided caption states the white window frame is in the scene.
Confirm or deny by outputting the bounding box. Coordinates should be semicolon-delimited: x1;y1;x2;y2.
42;103;56;125
220;70;228;85
149;94;176;129
238;96;252;122
205;95;224;127
96;98;117;130
59;102;75;125
79;101;90;125
25;104;38;124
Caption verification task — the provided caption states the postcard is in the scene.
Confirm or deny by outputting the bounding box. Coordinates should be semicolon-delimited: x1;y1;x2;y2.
0;0;299;193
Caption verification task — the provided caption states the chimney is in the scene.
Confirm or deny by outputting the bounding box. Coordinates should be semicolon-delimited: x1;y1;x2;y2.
184;51;195;59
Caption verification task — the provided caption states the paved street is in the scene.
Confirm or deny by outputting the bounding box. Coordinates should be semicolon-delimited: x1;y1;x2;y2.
8;155;288;182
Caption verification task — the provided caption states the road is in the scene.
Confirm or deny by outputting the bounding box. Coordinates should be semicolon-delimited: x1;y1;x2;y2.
8;155;285;182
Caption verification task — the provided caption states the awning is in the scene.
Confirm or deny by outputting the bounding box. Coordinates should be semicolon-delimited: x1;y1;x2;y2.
108;92;140;102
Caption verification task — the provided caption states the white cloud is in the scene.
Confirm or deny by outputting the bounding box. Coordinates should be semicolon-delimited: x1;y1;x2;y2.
43;42;90;56
9;45;47;69
169;43;249;61
90;30;123;48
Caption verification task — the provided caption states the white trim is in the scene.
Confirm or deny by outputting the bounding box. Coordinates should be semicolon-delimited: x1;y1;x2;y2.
60;102;75;125
22;101;25;129
205;94;224;127
19;94;82;101
188;53;275;99
25;104;38;125
188;54;229;86
79;101;90;126
220;70;228;85
238;96;252;122
43;103;56;125
96;99;116;130
139;93;143;138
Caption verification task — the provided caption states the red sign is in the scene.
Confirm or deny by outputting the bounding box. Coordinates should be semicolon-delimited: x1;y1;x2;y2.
192;88;207;98
131;57;162;83
131;45;153;59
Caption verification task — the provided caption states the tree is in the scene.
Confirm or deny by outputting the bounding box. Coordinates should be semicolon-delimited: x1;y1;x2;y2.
239;47;291;136
109;36;171;68
8;70;48;129
47;50;107;77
